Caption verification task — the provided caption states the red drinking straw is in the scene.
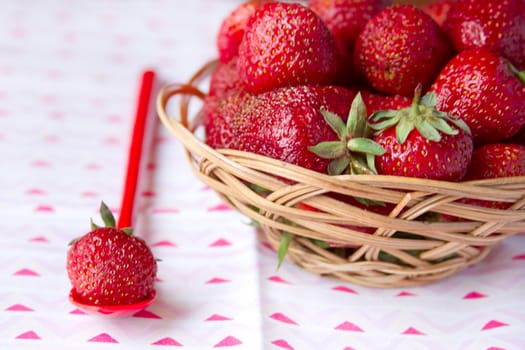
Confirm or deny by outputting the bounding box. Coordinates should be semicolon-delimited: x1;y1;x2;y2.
117;70;157;229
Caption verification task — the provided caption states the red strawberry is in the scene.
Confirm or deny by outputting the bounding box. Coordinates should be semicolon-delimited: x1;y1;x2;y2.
359;90;412;115
371;86;474;181
308;0;391;50
203;59;250;149
216;0;267;64
233;85;359;174
67;202;157;306
420;0;455;27
444;0;525;70
463;143;525;209
353;4;452;97
237;2;339;94
465;143;525;180
430;47;525;145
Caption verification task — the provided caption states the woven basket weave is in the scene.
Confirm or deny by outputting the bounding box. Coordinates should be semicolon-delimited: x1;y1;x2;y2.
156;61;525;288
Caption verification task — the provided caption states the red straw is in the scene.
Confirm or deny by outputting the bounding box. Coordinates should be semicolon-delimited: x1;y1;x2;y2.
117;70;156;229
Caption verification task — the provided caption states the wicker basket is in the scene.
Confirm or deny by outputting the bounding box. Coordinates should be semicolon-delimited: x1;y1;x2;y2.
156;61;525;288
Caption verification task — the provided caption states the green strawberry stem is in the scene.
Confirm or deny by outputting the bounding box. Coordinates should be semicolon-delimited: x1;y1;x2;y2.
508;61;525;85
308;93;385;175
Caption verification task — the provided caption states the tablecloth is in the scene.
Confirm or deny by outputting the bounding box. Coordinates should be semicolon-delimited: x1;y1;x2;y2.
1;1;524;349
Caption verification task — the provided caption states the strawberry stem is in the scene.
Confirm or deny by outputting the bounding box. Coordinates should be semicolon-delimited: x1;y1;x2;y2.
409;84;422;117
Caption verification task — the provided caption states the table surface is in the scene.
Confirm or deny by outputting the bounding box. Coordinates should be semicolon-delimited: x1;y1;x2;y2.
1;1;524;349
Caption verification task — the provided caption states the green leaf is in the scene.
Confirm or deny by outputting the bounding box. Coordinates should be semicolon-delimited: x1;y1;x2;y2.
420;92;437;107
311;239;330;249
366;153;378;175
369;112;400;131
99;201;116;228
321;107;347;140
308;141;346;159
328;156;350;175
90;218;100;231
347;138;385;156
355;197;386;207
347;92;367;136
395;116;415;144
448;116;472;135
277;232;293;269
428;115;459;136
121;227;133;236
415;118;441;142
370;110;398;122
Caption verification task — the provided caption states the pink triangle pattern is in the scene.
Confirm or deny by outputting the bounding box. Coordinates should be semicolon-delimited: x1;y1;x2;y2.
206;277;231;284
29;236;49;243
151;337;183;346
133;309;161;319
481;320;509;331
335;321;364;332
35;205;54;212
209;238;232;247
267;275;291;284
512;254;525;260
6;304;34;312
88;333;119;343
26;188;46;195
271;339;295;350
402;327;426;335
332;285;358;294
206;314;232;321
213;336;242;347
343;347;356;350
486;347;506;350
269;312;298;325
152;240;177;247
463;291;487;299
14;268;40;276
396;291;416;297
207;203;231;212
15;331;41;340
69;308;87;315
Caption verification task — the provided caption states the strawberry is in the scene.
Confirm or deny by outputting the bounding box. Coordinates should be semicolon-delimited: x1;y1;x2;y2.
430;47;525;145
444;0;525;70
419;0;455;27
233;85;361;174
216;0;267;64
461;143;525;210
308;0;391;50
359;90;412;115
465;143;525;181
203;59;250;149
67;202;157;306
353;4;452;97
237;2;339;94
370;86;473;181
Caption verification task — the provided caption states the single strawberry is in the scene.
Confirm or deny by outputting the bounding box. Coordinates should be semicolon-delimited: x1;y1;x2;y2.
233;85;362;174
465;143;525;180
429;47;525;145
370;86;474;181
419;0;455;27
444;0;525;70
353;4;452;97
462;143;525;209
67;202;157;306
237;2;339;94
359;90;412;115
203;59;250;149
216;0;267;64
308;0;391;50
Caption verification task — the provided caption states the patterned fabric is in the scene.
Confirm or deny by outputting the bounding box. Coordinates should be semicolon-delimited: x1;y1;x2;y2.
0;1;524;349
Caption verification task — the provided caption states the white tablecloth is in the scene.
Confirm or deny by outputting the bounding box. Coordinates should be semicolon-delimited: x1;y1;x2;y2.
1;1;524;349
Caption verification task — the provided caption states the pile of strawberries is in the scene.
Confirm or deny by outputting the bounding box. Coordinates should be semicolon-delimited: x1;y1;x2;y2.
203;0;525;187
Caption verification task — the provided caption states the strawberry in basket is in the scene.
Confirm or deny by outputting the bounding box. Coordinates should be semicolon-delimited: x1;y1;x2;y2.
430;47;525;145
370;85;473;181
